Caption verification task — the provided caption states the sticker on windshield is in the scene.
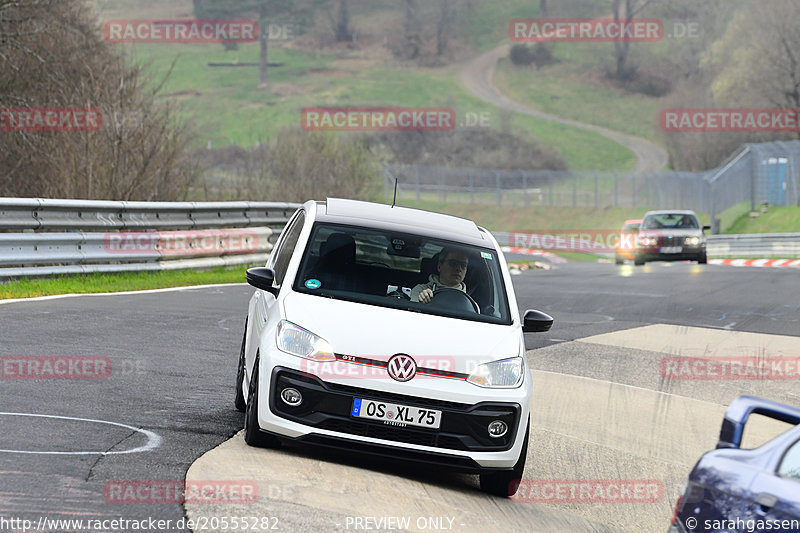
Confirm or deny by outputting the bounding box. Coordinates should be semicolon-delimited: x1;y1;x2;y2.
305;279;321;289
481;251;493;260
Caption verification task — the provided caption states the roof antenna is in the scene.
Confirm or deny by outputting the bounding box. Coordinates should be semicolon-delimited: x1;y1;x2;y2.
391;175;399;208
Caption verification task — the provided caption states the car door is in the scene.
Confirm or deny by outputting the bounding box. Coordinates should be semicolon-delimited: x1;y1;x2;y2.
246;209;306;376
741;436;800;532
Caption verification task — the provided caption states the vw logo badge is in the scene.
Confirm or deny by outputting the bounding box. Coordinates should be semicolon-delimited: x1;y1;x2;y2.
387;354;416;382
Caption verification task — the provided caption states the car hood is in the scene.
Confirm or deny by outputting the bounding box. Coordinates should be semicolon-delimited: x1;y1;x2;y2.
282;291;521;373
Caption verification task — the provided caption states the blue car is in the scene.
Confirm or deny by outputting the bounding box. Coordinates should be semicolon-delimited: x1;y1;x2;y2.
670;396;800;533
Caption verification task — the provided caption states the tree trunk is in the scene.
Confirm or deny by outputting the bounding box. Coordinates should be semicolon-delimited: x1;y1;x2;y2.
540;0;547;16
613;0;632;79
336;0;350;41
436;0;450;56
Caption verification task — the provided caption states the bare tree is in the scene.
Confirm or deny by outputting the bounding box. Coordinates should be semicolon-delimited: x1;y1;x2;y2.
0;0;198;200
435;0;453;56
611;0;659;79
711;0;800;138
403;0;421;59
334;0;351;41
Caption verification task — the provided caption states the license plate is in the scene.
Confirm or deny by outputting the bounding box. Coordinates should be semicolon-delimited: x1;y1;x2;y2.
351;398;441;429
660;246;682;254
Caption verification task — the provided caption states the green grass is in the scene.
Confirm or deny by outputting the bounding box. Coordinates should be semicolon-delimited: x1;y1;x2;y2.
121;40;636;170
0;266;250;299
726;206;800;234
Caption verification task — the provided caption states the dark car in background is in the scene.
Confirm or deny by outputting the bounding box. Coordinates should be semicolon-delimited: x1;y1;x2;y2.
669;396;800;533
635;210;710;266
615;218;642;265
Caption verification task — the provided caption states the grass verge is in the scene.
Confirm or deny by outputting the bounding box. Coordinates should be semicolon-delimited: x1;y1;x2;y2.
0;266;251;300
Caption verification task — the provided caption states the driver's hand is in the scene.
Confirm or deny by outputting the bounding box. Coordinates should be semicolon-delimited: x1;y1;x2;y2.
419;288;434;303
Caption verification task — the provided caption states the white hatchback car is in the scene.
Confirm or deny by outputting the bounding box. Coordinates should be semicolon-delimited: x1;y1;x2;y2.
235;198;553;496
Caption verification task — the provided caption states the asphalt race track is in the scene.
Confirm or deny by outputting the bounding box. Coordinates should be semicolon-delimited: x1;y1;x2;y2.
1;260;799;533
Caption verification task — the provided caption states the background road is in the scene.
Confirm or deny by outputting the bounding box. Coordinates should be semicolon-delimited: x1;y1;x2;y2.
459;45;669;173
1;261;798;532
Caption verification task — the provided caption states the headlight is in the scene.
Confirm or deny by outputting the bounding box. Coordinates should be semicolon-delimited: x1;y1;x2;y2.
276;320;335;361
684;236;701;246
637;236;656;247
467;357;524;388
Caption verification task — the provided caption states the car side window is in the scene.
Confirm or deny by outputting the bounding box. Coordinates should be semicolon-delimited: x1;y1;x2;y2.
270;210;305;287
778;439;800;481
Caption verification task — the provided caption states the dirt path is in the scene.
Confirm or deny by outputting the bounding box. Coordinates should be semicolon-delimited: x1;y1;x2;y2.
459;44;668;173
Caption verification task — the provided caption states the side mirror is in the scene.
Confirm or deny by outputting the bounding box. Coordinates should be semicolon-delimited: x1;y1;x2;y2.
246;267;278;296
702;225;711;231
522;309;554;333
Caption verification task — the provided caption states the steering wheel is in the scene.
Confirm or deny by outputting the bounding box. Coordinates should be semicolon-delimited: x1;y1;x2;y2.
430;287;480;313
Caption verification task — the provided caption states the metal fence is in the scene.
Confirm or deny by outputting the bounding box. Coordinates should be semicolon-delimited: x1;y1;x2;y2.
0;198;301;279
383;141;800;230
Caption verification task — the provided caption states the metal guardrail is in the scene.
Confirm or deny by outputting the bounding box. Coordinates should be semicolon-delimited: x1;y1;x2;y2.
0;198;301;279
706;233;800;259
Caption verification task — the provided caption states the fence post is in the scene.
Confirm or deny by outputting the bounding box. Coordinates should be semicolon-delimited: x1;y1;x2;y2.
522;170;529;207
415;166;421;201
572;173;577;208
440;167;446;202
470;171;475;204
495;171;502;207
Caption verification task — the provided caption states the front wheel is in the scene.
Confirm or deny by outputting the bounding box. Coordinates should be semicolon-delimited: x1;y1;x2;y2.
234;319;247;412
480;418;529;497
243;354;281;448
634;255;645;266
614;254;623;265
698;253;707;264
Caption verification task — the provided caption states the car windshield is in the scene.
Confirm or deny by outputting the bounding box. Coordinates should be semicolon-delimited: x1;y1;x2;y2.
293;223;511;325
642;214;698;230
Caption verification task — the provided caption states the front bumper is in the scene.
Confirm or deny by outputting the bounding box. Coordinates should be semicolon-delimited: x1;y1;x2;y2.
636;247;705;262
270;368;520;452
254;349;530;470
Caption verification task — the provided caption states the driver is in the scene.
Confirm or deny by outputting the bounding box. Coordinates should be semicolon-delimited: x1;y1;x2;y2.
411;248;468;303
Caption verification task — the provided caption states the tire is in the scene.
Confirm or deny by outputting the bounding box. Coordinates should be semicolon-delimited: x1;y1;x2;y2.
698;253;707;264
614;254;623;265
480;418;529;497
243;354;281;448
234;319;247;412
634;255;645;266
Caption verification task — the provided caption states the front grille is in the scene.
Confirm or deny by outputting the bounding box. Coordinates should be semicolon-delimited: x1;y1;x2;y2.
270;367;520;452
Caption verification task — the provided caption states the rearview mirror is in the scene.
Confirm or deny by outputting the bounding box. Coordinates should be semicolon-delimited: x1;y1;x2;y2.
702;225;711;231
522;309;554;333
246;267;278;296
